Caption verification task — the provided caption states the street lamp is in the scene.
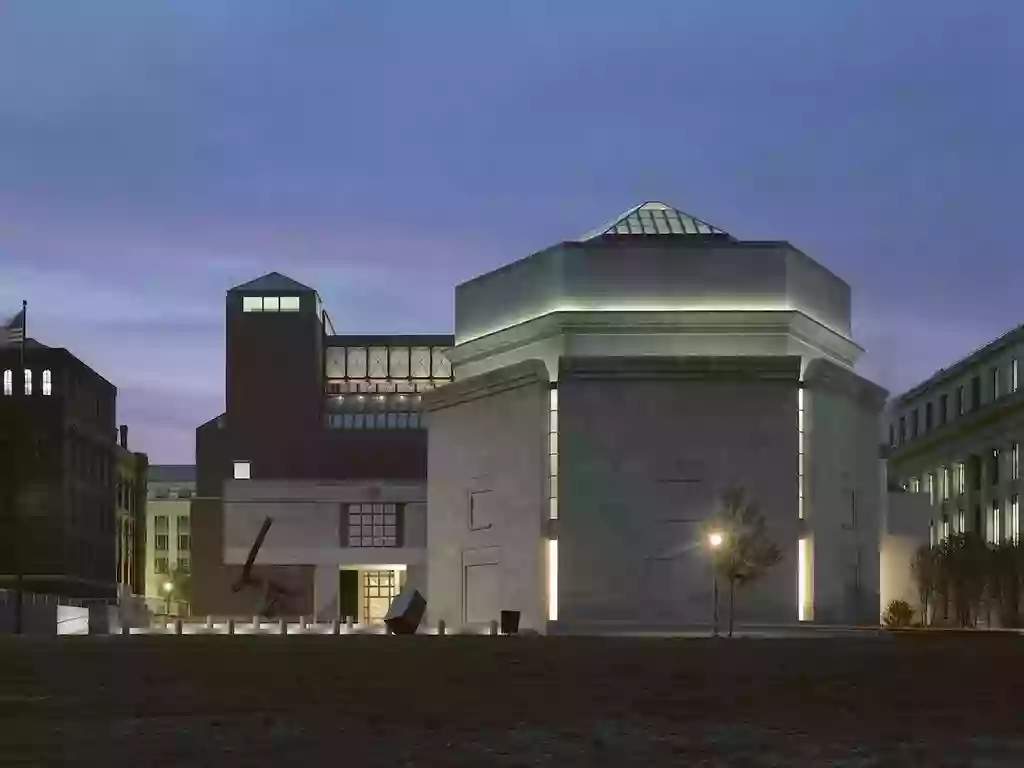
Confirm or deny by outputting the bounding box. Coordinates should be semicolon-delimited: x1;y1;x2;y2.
163;581;173;615
708;531;725;636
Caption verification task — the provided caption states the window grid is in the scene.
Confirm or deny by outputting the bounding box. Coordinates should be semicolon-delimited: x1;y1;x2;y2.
957;509;966;534
1013;358;1019;393
954;463;965;495
154;515;168;532
242;295;301;312
177;534;190;551
23;368;31;395
1013;443;1019;481
363;570;396;624
155;557;168;575
941;466;950;501
346;503;400;548
993;367;1002;400
155;534;169;551
326;412;423;430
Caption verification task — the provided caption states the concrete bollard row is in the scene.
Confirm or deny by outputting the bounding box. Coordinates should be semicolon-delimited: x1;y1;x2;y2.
280;618;288;635
206;615;214;631
253;615;261;632
437;619;446;636
174;618;183;635
489;619;499;636
345;615;354;632
227;619;235;635
332;618;341;635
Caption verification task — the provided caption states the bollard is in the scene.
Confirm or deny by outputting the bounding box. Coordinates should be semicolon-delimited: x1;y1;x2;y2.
437;619;446;636
299;615;307;633
174;618;183;635
489;619;499;636
206;615;214;631
332;618;341;635
345;615;354;632
121;621;130;636
227;619;235;635
253;615;261;632
280;617;288;635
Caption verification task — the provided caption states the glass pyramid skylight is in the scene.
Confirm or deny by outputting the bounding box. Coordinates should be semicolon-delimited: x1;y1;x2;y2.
582;201;729;239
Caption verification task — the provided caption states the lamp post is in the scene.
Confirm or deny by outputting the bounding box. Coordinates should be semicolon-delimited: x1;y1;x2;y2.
163;581;173;616
708;531;725;636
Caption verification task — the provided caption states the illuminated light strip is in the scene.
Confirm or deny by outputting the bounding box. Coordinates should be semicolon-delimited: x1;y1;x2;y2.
798;537;813;622
457;304;858;347
797;386;805;519
549;388;558;520
547;538;558;621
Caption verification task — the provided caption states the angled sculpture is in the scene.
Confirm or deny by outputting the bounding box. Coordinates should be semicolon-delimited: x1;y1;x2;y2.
231;517;292;617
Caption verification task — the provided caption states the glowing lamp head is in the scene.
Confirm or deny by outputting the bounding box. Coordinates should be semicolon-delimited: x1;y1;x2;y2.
162;581;173;593
708;531;725;549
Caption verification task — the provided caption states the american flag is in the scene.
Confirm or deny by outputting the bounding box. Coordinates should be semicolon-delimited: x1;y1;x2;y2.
3;307;26;346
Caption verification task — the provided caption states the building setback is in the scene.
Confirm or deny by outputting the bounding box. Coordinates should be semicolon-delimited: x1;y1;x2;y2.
0;339;120;600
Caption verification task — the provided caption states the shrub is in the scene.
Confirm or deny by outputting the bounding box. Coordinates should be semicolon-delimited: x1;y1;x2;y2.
883;599;915;628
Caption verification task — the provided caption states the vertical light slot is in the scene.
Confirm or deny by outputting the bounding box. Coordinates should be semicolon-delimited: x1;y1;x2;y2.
797;386;805;519
547;538;558;621
548;387;558;520
798;537;813;622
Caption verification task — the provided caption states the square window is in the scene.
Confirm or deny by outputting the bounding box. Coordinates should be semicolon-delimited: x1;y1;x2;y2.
233;461;251;480
348;535;361;547
384;513;396;525
242;296;263;312
155;557;169;575
361;537;373;547
389;347;409;378
383;536;396;547
155;534;168;551
263;296;280;311
279;296;300;312
154;515;168;532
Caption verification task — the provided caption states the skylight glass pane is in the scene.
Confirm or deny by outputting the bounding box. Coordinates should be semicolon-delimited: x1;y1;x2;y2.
242;296;262;312
279;296;300;311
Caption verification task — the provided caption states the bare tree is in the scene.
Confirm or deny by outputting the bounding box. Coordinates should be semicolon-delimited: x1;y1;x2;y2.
710;485;782;637
911;544;938;626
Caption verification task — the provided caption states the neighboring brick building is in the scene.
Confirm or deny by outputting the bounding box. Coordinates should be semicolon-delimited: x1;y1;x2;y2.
0;339;119;600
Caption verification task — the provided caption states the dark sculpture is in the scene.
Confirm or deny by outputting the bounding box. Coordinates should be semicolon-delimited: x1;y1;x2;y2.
231;517;292;617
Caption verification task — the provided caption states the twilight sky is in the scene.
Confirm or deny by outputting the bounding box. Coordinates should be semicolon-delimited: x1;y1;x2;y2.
1;1;1021;463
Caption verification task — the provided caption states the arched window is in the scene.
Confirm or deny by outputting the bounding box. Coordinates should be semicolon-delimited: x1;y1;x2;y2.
42;369;52;396
23;368;32;395
2;369;10;396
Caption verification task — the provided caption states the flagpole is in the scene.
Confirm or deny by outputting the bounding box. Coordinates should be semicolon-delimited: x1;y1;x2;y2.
13;300;26;634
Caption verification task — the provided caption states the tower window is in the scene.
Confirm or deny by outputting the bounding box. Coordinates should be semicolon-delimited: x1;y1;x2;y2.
233;461;251;480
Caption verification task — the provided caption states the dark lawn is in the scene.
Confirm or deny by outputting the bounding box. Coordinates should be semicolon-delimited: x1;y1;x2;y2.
2;633;1023;766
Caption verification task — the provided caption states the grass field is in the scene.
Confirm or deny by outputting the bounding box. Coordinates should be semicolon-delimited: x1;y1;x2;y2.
2;633;1024;766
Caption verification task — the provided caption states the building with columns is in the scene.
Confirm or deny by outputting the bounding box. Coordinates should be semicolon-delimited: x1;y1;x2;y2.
886;326;1022;550
194;202;888;631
